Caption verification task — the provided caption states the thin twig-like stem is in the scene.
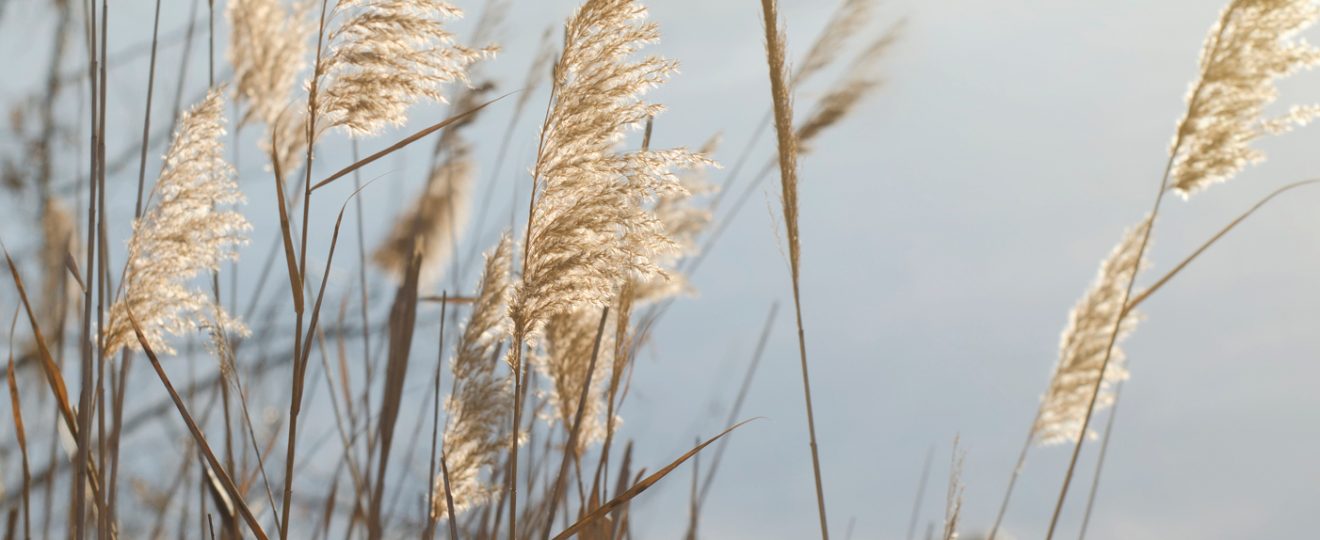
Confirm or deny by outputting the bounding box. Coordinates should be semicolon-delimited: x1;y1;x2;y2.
988;418;1034;540
905;446;935;540
542;308;610;540
134;0;162;219
1076;381;1122;540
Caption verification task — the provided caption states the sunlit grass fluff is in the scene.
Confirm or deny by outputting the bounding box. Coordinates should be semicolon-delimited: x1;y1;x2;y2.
432;234;513;519
227;0;311;127
1033;216;1151;445
104;89;251;356
317;0;492;137
1170;0;1320;196
508;0;709;337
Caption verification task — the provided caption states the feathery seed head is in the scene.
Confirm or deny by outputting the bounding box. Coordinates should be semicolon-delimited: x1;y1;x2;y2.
318;0;493;137
1170;0;1320;196
508;0;711;337
432;234;513;519
1034;216;1151;446
227;0;312;128
104;89;251;357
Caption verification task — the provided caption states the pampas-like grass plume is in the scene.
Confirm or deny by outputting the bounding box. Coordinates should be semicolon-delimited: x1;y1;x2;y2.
1170;0;1320;196
104;89;251;356
792;0;875;87
536;307;616;445
629;135;719;304
318;0;491;137
227;0;310;127
373;144;474;282
508;0;707;337
431;234;513;519
1033;216;1151;445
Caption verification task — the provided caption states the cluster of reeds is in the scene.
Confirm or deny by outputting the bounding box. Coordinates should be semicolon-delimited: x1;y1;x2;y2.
0;0;900;538
8;0;1312;538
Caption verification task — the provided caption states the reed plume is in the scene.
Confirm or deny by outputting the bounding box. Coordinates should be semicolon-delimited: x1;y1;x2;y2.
1170;0;1320;196
630;135;719;303
432;234;513;520
1033;216;1151;446
504;2;706;535
508;0;707;337
373;143;475;282
104;89;251;357
227;0;310;127
796;20;904;153
792;0;875;87
317;0;491;137
39;197;77;332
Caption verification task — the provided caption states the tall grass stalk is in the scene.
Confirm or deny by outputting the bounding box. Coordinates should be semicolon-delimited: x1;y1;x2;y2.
757;0;830;537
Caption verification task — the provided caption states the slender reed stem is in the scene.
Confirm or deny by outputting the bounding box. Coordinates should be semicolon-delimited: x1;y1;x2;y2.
757;0;830;536
1076;380;1122;540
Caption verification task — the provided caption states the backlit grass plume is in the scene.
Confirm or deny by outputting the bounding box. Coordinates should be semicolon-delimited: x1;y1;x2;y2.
630;135;719;304
508;0;707;337
432;234;513;519
317;0;491;137
1033;216;1151;445
227;0;310;127
104;89;251;357
1170;0;1320;196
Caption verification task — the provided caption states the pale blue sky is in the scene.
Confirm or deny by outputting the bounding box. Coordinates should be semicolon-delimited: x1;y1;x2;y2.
2;1;1319;539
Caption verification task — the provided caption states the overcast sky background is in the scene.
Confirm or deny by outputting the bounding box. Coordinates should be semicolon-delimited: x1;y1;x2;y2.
2;0;1320;538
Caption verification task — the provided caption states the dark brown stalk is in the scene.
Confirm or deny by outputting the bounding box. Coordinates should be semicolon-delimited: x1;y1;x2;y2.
542;308;610;540
757;0;830;537
367;243;423;539
281;1;331;534
505;333;530;540
126;313;269;540
6;319;31;540
74;0;101;533
134;0;162;219
423;293;449;540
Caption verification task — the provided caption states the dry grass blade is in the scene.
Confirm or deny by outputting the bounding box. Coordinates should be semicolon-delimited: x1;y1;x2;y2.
126;311;269;540
1127;178;1320;311
310;94;509;192
3;246;77;435
269;128;304;314
6;320;32;540
542;307;609;540
696;302;777;504
550;418;758;540
367;239;423;539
